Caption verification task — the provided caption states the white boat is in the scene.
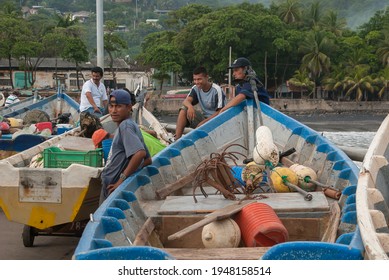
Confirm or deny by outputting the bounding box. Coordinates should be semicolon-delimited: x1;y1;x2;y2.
0;91;80;158
0;95;37;115
357;113;389;259
73;99;364;260
0;100;170;247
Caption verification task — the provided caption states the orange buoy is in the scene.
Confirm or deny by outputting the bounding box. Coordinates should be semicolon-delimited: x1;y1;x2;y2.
234;202;288;247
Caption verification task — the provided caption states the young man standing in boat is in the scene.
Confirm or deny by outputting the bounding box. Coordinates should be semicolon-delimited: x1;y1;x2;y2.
100;89;151;203
174;66;226;140
219;57;270;113
79;66;108;118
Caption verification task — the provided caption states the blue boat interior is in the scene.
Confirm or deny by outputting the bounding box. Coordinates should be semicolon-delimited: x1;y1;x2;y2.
73;99;364;260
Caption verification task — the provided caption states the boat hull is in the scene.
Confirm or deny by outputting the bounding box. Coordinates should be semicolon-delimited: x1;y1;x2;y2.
0;162;102;230
0;92;80;154
74;100;363;260
0;101;172;247
357;113;389;260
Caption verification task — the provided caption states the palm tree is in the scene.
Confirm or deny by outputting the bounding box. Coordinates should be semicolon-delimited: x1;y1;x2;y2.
321;10;347;37
288;69;315;98
55;14;78;28
341;65;374;101
278;0;302;24
304;1;322;30
322;69;344;100
374;67;389;100
299;31;333;97
346;48;368;69
377;31;389;67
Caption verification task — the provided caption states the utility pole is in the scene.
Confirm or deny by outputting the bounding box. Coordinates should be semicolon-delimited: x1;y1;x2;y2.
96;0;104;71
136;0;138;18
228;46;232;99
134;0;138;30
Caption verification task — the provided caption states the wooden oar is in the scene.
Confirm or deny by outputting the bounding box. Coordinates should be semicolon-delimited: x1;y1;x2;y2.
167;200;255;241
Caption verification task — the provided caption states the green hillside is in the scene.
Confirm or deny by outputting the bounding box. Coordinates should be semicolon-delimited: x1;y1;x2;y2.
8;0;389;29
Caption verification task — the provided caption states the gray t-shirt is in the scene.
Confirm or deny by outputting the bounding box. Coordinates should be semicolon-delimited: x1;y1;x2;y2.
189;83;226;118
101;118;150;198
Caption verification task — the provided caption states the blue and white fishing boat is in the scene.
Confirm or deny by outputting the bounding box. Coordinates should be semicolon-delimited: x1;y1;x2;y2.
0;99;171;248
73;99;364;260
356;113;389;260
0;90;80;155
0;94;38;115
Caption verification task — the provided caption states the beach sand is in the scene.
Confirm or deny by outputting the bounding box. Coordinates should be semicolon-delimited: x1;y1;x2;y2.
286;112;387;132
160;111;388;132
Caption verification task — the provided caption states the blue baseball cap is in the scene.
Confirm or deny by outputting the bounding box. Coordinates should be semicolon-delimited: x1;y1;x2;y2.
228;57;251;69
109;89;132;105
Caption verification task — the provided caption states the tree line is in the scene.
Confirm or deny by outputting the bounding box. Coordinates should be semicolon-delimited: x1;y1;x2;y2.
137;2;389;101
0;1;127;90
0;0;388;101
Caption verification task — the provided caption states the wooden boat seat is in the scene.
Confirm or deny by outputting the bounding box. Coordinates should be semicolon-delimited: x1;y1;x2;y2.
158;192;330;215
163;247;270;260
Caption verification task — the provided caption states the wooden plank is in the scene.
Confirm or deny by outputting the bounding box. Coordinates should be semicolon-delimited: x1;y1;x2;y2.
164;247;270;260
57;136;95;151
133;217;155;246
158;192;329;215
168;201;255;241
156;171;195;199
320;202;341;242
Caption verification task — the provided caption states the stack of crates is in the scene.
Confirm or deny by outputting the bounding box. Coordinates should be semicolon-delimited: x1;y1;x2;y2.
43;146;103;168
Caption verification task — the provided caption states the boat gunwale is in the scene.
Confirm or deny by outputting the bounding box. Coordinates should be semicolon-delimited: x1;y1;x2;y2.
357;113;389;260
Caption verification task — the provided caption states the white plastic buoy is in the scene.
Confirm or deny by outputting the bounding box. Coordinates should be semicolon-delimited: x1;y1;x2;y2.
289;164;318;191
201;218;241;248
253;126;279;166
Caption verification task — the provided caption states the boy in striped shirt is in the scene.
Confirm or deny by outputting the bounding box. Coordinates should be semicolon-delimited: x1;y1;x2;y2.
5;91;20;107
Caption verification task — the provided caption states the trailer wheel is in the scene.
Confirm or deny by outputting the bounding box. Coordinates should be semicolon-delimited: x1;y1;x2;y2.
22;225;36;247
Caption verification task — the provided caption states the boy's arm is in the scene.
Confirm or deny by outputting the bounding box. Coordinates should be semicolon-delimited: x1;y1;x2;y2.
196;108;222;127
107;149;147;194
182;96;196;120
219;94;246;113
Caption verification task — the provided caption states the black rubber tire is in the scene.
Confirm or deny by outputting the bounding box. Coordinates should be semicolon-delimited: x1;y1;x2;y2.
23;109;50;125
22;225;36;247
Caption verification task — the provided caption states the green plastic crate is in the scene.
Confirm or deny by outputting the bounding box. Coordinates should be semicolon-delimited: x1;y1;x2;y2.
43;146;103;168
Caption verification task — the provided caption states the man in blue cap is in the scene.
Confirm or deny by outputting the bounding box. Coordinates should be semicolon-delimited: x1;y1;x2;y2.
100;89;151;202
219;57;270;113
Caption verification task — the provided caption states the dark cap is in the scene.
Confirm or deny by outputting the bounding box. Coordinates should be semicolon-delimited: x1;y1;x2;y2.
228;57;251;69
109;89;131;105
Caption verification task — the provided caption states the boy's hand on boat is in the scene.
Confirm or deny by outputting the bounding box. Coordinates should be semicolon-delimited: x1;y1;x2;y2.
107;182;120;195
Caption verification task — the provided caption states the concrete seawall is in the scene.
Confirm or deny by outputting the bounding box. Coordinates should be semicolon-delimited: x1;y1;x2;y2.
146;97;389;115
